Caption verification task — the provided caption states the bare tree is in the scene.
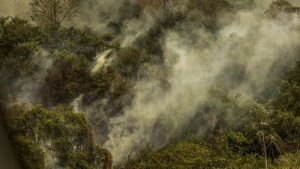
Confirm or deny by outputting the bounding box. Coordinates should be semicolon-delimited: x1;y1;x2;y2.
30;0;82;29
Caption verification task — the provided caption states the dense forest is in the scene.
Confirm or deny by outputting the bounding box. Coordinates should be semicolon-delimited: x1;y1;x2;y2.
1;0;300;168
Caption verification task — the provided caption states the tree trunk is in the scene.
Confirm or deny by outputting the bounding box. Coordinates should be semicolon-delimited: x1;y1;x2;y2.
262;132;268;169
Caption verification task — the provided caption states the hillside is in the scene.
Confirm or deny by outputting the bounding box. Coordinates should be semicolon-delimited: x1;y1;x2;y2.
1;0;300;169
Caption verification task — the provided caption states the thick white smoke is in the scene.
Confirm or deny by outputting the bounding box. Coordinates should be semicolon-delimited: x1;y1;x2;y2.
92;50;113;74
2;0;300;166
102;5;300;164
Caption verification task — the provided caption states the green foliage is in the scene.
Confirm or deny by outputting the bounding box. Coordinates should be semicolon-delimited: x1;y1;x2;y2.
271;151;300;169
2;104;107;169
42;27;113;59
228;131;249;145
1;1;300;169
13;136;45;169
127;142;216;169
126;141;265;169
273;62;300;116
225;154;265;169
228;131;250;153
0;50;40;104
42;51;92;105
0;17;41;53
113;47;145;80
0;17;41;97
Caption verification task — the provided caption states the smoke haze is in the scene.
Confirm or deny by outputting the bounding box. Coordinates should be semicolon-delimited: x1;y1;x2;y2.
0;0;30;18
59;0;300;164
102;10;300;163
2;0;300;166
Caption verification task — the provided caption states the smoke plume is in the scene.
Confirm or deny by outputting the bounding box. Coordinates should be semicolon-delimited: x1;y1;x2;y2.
96;0;300;164
2;0;300;166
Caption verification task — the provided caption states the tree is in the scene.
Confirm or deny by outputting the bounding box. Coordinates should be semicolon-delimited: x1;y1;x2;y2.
41;51;92;106
2;104;111;169
265;0;300;17
248;104;283;169
30;0;82;29
187;0;232;29
113;47;144;80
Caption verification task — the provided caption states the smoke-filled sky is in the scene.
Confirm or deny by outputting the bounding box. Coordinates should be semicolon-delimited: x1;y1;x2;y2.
2;0;300;166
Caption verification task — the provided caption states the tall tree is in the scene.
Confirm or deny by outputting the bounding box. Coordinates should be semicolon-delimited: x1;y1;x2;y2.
30;0;82;29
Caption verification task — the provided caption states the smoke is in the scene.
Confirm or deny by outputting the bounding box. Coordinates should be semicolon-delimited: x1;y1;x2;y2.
2;0;300;166
0;47;54;107
92;50;113;74
120;8;160;47
5;0;295;165
96;1;300;164
0;0;30;18
12;49;53;105
65;0;137;31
